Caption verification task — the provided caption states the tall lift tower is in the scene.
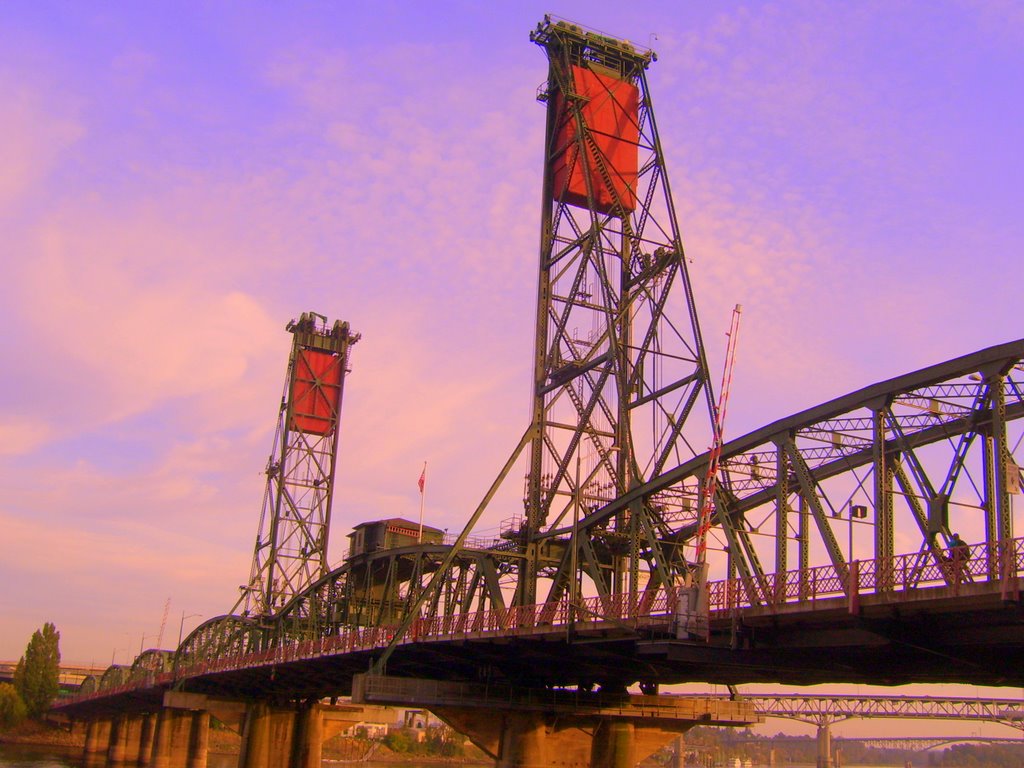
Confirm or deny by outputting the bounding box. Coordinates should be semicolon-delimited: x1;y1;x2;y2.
241;312;359;617
518;17;717;607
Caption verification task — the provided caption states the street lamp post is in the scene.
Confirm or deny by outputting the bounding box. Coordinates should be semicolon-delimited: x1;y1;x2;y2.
174;612;202;681
178;612;202;649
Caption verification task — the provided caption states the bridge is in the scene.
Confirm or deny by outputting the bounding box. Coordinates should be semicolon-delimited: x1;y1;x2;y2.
837;735;1023;752
728;693;1024;766
51;16;1024;768
0;661;109;691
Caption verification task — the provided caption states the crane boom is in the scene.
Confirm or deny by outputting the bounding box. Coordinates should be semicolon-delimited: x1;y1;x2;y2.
156;597;170;649
695;304;743;563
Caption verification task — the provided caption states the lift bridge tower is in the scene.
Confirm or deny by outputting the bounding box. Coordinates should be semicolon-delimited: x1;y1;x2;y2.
512;18;717;608
240;312;359;617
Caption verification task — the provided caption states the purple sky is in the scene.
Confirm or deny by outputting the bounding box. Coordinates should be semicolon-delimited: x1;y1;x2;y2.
2;1;1022;737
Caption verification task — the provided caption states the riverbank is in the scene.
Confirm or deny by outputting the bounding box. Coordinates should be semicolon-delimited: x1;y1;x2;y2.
0;722;489;765
0;721;83;748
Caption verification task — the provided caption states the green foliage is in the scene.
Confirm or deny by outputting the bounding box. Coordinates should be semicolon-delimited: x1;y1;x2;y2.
426;727;465;757
0;683;28;728
14;622;61;718
383;729;417;753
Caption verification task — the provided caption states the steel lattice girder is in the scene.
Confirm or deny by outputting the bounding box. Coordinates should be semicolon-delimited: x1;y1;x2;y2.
265;545;521;645
547;338;1024;601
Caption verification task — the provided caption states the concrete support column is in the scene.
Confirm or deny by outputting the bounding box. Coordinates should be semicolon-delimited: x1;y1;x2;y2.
138;714;157;767
291;706;323;768
186;712;210;768
591;721;636;768
124;716;144;764
669;735;684;768
497;713;547;768
172;711;198;768
84;720;107;757
239;702;271;768
150;709;175;768
108;716;130;764
816;723;832;768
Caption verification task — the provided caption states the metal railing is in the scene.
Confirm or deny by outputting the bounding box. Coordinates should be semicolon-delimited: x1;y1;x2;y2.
57;535;1024;706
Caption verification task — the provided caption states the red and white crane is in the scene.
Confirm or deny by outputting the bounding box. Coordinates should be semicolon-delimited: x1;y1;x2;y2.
695;304;743;564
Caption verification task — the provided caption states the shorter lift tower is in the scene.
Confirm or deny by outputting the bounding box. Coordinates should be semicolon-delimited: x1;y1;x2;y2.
515;18;718;608
241;312;359;617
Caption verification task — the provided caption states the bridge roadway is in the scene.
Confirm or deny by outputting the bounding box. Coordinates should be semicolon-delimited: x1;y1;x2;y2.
56;532;1024;724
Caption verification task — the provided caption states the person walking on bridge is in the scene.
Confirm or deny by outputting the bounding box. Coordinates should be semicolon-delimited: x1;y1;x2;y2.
949;532;970;584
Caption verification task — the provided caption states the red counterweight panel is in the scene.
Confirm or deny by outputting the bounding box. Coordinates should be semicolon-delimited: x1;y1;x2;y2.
290;349;342;435
551;65;639;215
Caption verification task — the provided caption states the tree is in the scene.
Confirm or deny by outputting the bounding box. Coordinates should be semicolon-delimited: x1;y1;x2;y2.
14;622;61;718
0;683;27;728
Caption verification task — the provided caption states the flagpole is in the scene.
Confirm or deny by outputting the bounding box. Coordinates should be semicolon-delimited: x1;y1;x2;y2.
418;461;426;543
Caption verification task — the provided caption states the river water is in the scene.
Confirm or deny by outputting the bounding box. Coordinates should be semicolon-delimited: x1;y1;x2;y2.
0;745;461;768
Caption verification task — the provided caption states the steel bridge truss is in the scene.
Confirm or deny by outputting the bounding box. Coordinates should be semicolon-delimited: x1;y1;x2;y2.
166;340;1024;675
556;338;1024;610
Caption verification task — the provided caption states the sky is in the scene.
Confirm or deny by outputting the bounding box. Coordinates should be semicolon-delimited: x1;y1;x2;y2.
1;0;1022;738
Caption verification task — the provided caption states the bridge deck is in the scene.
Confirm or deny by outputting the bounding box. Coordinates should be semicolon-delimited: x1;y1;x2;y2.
54;535;1024;716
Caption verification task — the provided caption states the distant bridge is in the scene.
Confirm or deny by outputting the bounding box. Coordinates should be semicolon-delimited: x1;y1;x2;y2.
715;692;1024;767
0;660;109;691
838;735;1023;752
732;734;1023;753
742;693;1024;728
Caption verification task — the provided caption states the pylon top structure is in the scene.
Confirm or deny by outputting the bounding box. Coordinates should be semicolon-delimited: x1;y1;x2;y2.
513;16;717;606
241;312;358;617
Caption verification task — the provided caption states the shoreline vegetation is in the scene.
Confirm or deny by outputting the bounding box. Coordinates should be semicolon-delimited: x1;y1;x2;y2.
0;720;492;765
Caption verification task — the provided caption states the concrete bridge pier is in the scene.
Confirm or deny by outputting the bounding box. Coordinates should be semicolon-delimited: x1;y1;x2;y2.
816;722;832;768
669;735;684;768
146;697;215;768
590;720;636;768
238;701;331;768
149;708;175;768
138;714;157;766
107;715;130;764
124;716;145;764
150;708;193;768
352;674;762;768
186;711;210;768
290;704;323;768
84;718;111;766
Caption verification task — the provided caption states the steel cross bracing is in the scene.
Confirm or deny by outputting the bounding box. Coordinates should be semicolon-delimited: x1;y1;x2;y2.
561;338;1024;608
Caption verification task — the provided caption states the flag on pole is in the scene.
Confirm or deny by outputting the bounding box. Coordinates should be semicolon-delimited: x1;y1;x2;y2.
418;463;426;494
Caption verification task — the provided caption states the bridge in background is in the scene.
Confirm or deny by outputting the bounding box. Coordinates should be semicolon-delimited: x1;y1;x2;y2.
732;693;1024;765
0;660;109;691
50;16;1024;768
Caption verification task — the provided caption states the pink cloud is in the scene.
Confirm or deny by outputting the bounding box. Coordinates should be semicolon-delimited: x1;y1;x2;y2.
0;73;83;210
